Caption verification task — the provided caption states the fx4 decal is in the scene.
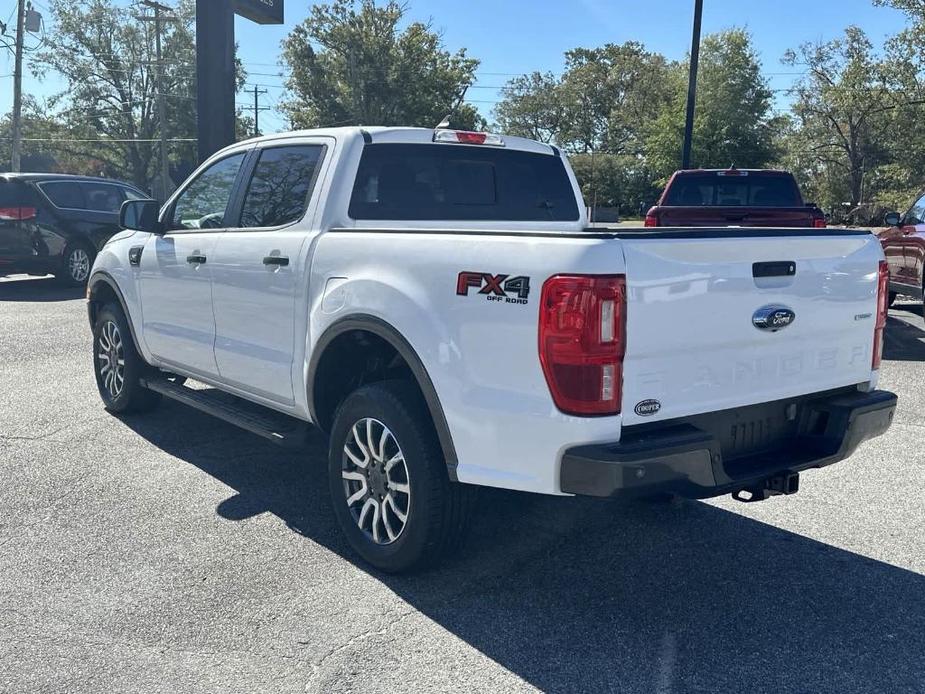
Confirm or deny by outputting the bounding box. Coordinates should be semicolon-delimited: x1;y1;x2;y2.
456;272;531;305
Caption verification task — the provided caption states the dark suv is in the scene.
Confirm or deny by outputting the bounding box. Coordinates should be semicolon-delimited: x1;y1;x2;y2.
0;173;147;285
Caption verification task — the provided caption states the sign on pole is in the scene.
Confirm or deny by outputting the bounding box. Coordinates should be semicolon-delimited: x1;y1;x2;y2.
234;0;284;25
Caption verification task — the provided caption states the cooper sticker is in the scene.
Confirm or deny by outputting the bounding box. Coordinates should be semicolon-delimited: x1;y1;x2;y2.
456;271;531;304
634;399;661;417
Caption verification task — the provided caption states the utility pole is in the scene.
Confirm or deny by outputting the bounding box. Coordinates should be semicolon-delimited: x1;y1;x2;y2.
252;85;268;137
681;0;704;170
11;0;26;172
139;0;177;201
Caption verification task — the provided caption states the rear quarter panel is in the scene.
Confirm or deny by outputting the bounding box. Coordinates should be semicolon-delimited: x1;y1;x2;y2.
309;230;628;495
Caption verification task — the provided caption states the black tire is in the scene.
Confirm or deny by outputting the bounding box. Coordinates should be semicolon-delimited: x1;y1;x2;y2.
328;380;473;573
92;303;161;413
56;241;95;286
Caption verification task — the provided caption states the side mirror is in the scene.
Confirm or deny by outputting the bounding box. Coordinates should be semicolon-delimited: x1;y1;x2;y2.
120;199;164;234
884;211;902;227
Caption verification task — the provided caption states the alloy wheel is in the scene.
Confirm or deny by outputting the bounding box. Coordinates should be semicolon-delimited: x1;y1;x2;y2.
342;417;411;545
97;320;125;399
68;248;91;283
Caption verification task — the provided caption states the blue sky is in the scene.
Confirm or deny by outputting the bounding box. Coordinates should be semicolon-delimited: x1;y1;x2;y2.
5;0;912;134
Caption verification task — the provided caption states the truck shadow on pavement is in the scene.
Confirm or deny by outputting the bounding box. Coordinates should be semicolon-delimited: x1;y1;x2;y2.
884;309;925;362
0;277;84;302
122;403;925;693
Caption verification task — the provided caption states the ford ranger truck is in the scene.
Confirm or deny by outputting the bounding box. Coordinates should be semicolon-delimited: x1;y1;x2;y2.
86;127;897;572
645;168;827;228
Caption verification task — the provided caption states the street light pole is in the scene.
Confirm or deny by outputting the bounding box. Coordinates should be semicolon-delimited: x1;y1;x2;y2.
681;0;703;170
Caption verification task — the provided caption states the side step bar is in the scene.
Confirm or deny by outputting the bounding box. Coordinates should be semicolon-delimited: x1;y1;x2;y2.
141;377;313;449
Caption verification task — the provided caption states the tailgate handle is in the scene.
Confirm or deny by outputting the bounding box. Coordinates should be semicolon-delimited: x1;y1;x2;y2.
753;261;796;278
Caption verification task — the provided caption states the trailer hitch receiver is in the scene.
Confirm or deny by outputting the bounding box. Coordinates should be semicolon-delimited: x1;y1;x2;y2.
732;472;800;503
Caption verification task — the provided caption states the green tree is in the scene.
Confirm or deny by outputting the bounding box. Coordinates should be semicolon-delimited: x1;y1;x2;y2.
34;0;198;190
493;71;565;144
33;0;249;193
494;42;674;156
556;43;675;155
782;27;905;218
645;29;778;177
281;0;482;130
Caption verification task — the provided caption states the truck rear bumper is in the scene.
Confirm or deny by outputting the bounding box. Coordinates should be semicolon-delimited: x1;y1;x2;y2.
560;389;897;499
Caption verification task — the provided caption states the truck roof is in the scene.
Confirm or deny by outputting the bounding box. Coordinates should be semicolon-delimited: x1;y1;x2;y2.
229;126;560;157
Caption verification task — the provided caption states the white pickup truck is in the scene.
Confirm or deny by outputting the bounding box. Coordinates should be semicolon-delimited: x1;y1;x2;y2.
87;126;897;572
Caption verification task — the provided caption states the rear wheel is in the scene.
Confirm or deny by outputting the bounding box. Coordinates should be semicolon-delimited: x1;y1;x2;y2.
328;381;472;573
93;303;160;413
57;242;95;286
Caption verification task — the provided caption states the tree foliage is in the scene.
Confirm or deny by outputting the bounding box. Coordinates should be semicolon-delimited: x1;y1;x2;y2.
29;0;249;194
781;25;925;222
645;29;779;176
281;0;482;130
33;0;198;191
494;31;776;214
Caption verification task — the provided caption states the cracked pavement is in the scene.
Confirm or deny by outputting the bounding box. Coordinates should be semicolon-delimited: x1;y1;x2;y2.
1;276;924;693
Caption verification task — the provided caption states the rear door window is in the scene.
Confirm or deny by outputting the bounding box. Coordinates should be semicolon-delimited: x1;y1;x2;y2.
665;174;801;207
238;145;325;228
80;183;124;212
40;181;86;209
349;143;579;221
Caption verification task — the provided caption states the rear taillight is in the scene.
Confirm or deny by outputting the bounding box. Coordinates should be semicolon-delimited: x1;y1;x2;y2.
539;275;626;416
644;213;658;227
813;218;827;228
872;260;889;370
0;206;36;221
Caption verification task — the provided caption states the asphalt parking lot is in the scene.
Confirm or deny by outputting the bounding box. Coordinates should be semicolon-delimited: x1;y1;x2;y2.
1;276;923;694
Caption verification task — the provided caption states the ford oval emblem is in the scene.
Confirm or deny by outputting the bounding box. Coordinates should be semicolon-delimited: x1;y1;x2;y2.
752;305;796;332
634;399;661;417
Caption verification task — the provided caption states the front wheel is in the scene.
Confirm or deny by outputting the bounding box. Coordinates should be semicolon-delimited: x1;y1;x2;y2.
328;381;472;573
93;303;160;413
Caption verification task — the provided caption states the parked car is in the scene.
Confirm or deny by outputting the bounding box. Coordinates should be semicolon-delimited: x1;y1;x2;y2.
878;197;925;310
87;127;895;572
0;173;147;285
645;168;827;228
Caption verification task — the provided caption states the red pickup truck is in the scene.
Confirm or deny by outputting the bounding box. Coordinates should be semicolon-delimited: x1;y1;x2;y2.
645;168;826;228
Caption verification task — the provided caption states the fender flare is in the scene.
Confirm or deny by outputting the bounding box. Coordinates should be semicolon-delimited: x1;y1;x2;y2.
308;314;459;480
86;271;142;348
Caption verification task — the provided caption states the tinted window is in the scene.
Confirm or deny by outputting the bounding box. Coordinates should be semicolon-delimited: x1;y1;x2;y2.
122;186;147;201
904;194;925;225
81;183;124;212
170;153;246;230
41;182;86;209
239;145;324;228
349;144;579;221
664;174;801;207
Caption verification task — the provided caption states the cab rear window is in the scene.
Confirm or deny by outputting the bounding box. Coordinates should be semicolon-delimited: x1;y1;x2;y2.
664;173;802;207
349;143;579;222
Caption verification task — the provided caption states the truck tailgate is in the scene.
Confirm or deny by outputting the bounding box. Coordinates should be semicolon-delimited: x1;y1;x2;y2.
619;230;882;425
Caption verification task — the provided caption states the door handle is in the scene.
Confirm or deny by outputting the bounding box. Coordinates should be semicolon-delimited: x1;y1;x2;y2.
263;255;289;267
186;254;207;264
